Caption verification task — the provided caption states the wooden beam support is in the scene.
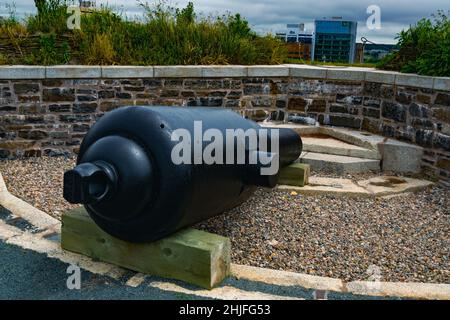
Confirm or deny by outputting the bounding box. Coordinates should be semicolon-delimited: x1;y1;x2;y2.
61;207;231;289
278;163;310;187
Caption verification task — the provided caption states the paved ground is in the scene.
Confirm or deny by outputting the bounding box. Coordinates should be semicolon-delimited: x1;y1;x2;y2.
0;237;399;300
0;240;195;300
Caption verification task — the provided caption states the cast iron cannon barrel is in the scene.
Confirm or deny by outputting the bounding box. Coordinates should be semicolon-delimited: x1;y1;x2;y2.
63;106;302;242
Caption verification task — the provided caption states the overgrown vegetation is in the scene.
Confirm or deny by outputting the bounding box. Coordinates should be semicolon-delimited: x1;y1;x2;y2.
0;0;286;65
377;10;450;76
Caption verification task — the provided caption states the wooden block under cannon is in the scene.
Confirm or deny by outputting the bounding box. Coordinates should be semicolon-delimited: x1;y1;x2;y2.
61;207;231;289
278;163;310;187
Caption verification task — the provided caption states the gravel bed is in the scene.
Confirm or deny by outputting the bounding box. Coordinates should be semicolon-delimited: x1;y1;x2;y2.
0;157;78;218
0;157;448;283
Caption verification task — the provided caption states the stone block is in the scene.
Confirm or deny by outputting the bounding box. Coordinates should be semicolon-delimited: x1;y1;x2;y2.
434;93;450;106
381;101;406;122
43;88;75;102
378;139;423;173
288;97;308;111
13;83;40;95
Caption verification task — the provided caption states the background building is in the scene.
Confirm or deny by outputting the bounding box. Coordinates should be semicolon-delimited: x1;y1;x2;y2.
312;18;357;63
276;24;313;60
355;43;397;63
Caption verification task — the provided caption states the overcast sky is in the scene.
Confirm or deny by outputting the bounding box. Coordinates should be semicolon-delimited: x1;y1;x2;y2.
1;0;448;43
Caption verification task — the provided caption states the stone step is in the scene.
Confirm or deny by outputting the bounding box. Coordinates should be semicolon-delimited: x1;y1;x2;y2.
301;136;380;160
299;152;380;174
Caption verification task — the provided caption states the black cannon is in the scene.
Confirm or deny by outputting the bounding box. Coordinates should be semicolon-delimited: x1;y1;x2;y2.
63;106;302;242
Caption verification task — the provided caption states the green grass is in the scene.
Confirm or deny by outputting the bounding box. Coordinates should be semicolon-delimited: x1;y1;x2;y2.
0;0;286;66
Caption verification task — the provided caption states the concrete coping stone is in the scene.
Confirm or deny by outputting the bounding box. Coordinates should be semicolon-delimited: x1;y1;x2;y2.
154;65;202;78
102;66;154;78
201;65;248;78
46;65;102;79
0;66;46;79
0;65;448;91
395;73;434;89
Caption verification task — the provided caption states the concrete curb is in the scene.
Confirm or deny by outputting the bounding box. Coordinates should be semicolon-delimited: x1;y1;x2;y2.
231;263;450;300
0;172;448;300
346;281;450;300
0;65;448;90
230;264;344;292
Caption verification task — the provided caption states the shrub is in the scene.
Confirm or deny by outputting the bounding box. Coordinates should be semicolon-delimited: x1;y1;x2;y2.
27;0;69;34
85;33;116;65
378;10;450;76
31;34;71;65
0;53;7;65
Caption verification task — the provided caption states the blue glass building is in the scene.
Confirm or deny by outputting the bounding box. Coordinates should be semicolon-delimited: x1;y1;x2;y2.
312;18;358;63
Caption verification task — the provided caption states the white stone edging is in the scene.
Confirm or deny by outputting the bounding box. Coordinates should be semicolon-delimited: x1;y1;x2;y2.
0;65;448;91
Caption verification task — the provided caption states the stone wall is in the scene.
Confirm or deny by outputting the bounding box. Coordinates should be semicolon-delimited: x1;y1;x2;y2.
0;65;449;182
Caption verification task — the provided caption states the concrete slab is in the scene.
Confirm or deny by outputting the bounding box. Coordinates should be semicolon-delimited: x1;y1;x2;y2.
302;136;380;160
263;122;383;152
320;126;384;151
357;176;434;196
300;152;380;173
277;177;370;197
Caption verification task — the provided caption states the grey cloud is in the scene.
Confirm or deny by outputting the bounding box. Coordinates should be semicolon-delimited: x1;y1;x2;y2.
2;0;448;43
